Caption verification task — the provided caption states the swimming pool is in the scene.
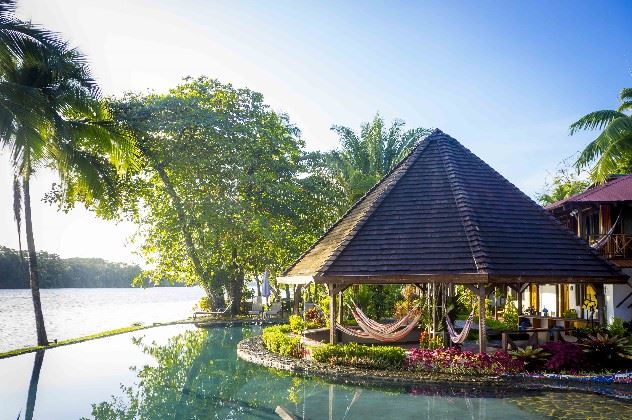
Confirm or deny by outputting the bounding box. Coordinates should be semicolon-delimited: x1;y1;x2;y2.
1;324;630;419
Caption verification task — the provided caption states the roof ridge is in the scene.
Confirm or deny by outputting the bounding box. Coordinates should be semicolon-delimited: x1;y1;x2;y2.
438;135;489;273
281;131;436;277
317;136;434;275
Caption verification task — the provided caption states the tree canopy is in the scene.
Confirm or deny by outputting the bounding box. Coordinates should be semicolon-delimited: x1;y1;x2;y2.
324;114;431;204
101;77;343;310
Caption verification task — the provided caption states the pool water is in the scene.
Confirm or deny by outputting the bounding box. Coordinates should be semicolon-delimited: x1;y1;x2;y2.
0;325;630;419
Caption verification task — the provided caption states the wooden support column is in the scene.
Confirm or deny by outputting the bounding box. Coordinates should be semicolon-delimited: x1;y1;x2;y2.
478;284;487;353
337;291;343;324
517;283;523;316
293;285;303;315
594;283;606;326
328;284;337;344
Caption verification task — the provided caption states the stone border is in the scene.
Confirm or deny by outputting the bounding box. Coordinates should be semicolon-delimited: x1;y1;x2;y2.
237;336;632;400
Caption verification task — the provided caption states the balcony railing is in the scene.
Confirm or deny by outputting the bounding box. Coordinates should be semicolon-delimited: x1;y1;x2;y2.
588;234;632;259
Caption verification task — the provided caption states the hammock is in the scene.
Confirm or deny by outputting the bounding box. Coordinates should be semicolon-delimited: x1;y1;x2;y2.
349;299;411;333
445;309;475;344
351;309;422;342
591;210;622;250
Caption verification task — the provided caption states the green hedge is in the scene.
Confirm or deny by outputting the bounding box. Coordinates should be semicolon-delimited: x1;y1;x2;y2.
311;342;405;370
261;325;303;358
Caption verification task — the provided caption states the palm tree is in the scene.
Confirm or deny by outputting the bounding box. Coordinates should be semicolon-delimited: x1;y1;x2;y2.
0;17;136;345
571;87;632;182
326;114;431;203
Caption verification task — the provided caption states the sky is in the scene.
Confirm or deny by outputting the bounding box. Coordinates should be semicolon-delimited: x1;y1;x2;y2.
1;0;631;264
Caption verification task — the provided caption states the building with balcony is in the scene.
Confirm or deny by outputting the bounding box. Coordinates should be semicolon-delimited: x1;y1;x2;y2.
546;174;632;323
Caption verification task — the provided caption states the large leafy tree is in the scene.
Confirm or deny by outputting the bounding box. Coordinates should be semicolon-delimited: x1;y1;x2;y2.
571;87;632;182
0;3;136;345
326;114;431;204
107;77;342;313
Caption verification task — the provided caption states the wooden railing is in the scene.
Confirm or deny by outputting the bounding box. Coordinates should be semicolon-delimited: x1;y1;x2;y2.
588;233;632;259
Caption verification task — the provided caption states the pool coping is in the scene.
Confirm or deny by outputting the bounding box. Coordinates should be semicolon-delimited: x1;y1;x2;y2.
237;336;632;401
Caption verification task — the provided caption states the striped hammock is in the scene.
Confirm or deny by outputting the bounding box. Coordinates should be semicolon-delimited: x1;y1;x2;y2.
445;309;476;344
335;304;421;342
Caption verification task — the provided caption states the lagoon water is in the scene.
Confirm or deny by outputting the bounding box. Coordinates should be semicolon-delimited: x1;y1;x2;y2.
0;287;205;352
1;324;630;419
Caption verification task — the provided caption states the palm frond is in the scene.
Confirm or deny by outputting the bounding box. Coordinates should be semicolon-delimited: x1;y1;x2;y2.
570;110;627;134
620;88;632;102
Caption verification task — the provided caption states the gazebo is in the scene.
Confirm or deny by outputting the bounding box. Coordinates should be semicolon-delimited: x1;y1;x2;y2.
278;129;627;352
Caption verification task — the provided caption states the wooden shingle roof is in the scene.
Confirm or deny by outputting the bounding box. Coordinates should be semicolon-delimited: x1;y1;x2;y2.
280;130;627;285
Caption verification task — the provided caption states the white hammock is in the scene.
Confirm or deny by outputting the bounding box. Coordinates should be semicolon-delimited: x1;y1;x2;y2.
350;308;421;342
445;309;475;344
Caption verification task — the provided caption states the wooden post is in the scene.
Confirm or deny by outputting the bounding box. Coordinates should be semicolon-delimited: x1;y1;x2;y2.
594;283;606;326
517;283;523;316
337;291;343;324
293;285;303;315
478;285;487;353
329;284;337;344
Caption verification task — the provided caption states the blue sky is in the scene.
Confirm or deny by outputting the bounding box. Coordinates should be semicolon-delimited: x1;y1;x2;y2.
1;0;631;263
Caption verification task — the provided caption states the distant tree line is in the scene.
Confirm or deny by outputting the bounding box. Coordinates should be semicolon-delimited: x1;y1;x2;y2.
0;246;143;289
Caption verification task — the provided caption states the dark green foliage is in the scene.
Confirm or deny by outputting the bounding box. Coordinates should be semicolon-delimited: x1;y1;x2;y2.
579;333;632;369
261;325;303;358
311;342;406;370
508;346;550;371
0;246;141;288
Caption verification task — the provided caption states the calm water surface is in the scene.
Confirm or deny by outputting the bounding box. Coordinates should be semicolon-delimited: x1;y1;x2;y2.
0;325;630;419
0;287;205;352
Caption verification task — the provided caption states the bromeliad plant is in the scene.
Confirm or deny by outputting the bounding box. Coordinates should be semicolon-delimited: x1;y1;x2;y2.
579;333;632;369
508;346;550;371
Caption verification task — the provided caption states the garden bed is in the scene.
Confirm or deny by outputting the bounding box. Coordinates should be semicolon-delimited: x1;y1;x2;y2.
237;335;632;400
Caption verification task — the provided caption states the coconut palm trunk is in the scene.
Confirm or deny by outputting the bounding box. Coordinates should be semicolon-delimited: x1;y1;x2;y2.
22;164;48;346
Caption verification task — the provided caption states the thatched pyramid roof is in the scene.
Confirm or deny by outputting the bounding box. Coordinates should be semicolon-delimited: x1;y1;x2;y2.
280;130;626;286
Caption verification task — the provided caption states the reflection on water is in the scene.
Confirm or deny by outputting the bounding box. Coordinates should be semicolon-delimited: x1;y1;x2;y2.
86;327;632;420
1;325;630;419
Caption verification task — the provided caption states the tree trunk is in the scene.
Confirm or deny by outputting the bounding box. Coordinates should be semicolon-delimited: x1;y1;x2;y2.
153;162;224;308
23;171;48;346
228;248;243;315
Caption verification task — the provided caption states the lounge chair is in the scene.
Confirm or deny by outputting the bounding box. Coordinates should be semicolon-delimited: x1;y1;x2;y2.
248;301;264;318
192;300;233;319
264;302;282;319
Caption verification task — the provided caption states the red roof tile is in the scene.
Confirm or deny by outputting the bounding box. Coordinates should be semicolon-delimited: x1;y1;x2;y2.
546;175;632;210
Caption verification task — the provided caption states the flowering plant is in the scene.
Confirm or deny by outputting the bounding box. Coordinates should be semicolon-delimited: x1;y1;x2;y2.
406;347;524;376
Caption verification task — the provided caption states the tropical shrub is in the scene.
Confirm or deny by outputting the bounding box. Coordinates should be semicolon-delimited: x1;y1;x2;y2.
608;317;627;337
196;296;211;312
288;315;306;334
304;307;326;329
261;325;303;358
406;347;524;376
541;342;587;372
419;331;443;350
563;309;578;319
508;346;550;371
503;294;519;326
579;333;632;370
312;343;406;370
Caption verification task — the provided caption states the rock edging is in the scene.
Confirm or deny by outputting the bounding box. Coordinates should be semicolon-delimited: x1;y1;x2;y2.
237;336;632;400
